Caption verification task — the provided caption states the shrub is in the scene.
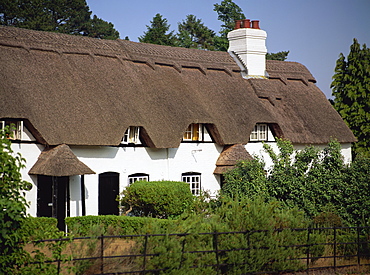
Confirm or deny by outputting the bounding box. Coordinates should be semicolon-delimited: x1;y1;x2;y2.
0;126;32;273
142;197;311;274
118;181;194;219
19;217;60;240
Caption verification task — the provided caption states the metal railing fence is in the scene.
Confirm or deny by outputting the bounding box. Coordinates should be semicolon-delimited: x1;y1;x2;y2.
24;225;370;274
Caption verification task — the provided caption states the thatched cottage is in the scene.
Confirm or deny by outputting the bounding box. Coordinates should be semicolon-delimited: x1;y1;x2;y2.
0;21;355;230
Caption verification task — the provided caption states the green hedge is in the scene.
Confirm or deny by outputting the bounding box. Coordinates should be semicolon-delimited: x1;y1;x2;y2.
66;215;175;236
19;217;61;240
119;180;194;218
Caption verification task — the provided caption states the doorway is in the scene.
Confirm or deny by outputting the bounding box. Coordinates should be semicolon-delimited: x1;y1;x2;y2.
37;175;69;231
98;172;119;215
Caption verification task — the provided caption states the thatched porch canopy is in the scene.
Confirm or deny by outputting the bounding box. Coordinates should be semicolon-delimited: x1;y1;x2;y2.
29;144;95;177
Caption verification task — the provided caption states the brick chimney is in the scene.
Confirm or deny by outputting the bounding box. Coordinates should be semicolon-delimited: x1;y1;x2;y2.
227;19;267;78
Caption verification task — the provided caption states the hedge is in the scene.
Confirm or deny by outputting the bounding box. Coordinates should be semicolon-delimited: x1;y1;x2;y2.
66;215;175;236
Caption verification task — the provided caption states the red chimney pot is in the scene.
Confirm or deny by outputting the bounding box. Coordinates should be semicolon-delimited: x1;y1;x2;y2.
234;20;242;29
242;19;251;28
251;20;260;29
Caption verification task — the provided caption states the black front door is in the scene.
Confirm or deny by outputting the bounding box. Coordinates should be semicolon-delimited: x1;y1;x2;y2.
37;175;69;231
98;172;119;215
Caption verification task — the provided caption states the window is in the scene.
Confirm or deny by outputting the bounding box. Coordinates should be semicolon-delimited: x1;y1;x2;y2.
183;124;203;141
122;126;140;144
1;120;23;140
128;173;149;185
182;173;201;196
250;124;267;141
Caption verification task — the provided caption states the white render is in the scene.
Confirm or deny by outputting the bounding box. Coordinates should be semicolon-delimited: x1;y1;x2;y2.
11;124;353;218
227;27;268;78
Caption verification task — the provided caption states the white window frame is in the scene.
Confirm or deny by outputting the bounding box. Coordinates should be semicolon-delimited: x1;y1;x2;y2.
250;124;268;141
1;120;23;140
182;173;201;196
183;124;203;141
128;173;149;185
122;126;140;144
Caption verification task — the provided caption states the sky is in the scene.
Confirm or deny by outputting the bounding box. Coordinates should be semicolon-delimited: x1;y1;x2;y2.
86;0;370;99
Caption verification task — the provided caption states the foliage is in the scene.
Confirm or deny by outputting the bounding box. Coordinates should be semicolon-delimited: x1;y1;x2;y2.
331;38;370;158
139;13;177;46
266;51;290;61
214;0;245;37
66;215;174;236
342;156;370;225
0;125;31;273
177;14;216;50
221;139;370;226
119;180;194;219
222;157;268;200
0;0;119;39
142;197;308;273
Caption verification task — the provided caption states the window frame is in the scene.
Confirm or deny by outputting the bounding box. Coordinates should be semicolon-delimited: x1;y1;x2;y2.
128;173;149;185
1;120;23;140
122;126;140;145
183;124;203;142
181;172;201;196
249;123;268;141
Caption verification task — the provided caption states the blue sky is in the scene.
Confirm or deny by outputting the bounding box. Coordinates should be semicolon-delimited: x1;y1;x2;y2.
86;0;370;98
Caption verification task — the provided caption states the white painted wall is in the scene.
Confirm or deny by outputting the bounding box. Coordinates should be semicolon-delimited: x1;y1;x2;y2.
10;123;352;218
72;142;223;216
11;143;44;216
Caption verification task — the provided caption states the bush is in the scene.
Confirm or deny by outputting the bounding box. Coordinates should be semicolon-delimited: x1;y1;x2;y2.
142;197;311;274
118;181;194;219
19;217;60;240
221;139;370;226
0;126;32;273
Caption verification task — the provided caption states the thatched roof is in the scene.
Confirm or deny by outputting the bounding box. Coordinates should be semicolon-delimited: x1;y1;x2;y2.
214;144;253;174
29;144;95;176
0;26;356;148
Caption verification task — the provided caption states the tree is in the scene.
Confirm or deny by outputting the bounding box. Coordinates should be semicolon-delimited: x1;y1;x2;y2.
214;0;245;37
139;13;176;46
0;0;119;39
213;0;245;51
213;0;289;58
266;51;290;61
0;125;32;272
177;14;216;50
331;39;370;158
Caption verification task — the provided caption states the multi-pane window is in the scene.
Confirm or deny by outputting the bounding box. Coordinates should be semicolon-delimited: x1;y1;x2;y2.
250;124;268;141
1;120;23;140
183;124;202;141
122;126;140;144
182;173;201;196
128;173;149;185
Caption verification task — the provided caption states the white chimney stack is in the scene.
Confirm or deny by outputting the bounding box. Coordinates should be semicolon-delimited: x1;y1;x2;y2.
227;19;267;79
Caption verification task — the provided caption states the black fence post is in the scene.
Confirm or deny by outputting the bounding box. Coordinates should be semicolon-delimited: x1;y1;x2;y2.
142;234;149;271
179;236;186;269
333;227;337;271
357;225;361;266
100;234;104;274
306;227;310;273
213;232;220;274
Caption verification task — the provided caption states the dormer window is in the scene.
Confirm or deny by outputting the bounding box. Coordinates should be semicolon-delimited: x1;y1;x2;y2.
122;126;140;144
250;124;267;141
183;124;203;141
1;120;23;140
